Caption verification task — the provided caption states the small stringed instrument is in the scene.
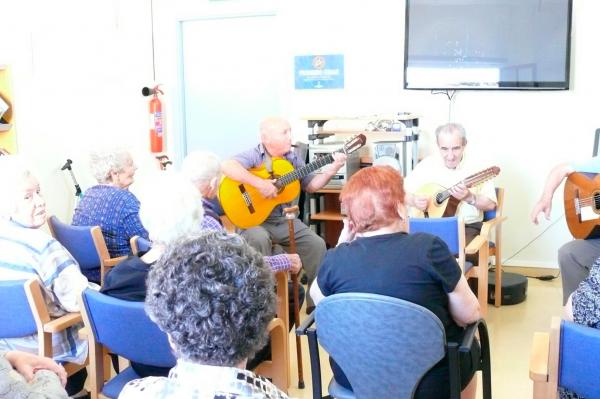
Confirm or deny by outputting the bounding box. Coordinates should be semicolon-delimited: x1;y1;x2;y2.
411;166;500;218
564;172;600;239
220;134;367;229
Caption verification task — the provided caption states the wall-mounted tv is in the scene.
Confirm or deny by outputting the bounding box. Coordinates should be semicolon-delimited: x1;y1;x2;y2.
404;0;572;90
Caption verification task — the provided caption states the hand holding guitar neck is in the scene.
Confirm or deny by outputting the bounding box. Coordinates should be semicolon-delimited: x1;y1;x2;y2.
447;181;472;202
413;166;500;218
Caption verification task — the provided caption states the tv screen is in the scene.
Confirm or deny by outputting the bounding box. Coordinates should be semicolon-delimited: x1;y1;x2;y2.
404;0;572;90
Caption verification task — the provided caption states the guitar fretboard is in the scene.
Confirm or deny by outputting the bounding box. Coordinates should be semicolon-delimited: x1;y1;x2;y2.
435;167;499;205
275;154;334;188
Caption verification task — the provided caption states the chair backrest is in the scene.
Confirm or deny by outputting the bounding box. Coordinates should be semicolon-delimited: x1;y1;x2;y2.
47;215;101;271
0;280;37;338
81;288;176;368
408;216;465;267
558;320;600;398
130;235;152;256
483;187;504;221
315;293;446;399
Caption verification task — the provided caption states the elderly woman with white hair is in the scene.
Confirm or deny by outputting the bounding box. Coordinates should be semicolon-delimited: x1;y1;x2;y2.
100;172;205;377
0;156;90;398
72;148;149;269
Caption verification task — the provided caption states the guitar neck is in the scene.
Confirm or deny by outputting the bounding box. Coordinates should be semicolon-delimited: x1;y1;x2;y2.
435;167;498;204
275;153;334;188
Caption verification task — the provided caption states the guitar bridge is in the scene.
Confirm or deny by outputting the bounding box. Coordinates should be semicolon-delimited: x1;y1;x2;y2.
238;184;256;214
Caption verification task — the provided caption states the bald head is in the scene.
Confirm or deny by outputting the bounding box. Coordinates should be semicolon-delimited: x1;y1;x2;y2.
260;117;292;157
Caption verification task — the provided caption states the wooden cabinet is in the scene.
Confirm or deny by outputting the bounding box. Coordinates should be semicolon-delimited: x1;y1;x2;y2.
309;188;343;248
0;66;17;153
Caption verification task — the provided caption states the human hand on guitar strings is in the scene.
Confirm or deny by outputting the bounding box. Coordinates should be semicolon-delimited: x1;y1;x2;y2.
285;254;302;274
412;194;430;211
256;178;279;198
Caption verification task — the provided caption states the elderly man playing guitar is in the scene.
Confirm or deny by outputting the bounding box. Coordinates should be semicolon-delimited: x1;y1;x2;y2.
531;156;600;305
221;117;348;312
404;123;498;261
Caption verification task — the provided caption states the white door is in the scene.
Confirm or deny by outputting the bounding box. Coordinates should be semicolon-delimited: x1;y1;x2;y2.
152;1;282;162
180;14;280;159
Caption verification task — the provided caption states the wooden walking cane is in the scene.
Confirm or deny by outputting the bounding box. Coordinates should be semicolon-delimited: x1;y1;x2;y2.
283;205;305;389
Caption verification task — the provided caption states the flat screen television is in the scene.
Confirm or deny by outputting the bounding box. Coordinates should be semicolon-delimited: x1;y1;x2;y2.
404;0;572;90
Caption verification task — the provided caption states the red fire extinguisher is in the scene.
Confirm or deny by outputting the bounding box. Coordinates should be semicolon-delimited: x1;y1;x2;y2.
148;85;164;153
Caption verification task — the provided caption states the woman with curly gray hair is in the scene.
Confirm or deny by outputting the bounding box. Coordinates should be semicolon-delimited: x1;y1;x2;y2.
119;231;288;399
72;148;149;274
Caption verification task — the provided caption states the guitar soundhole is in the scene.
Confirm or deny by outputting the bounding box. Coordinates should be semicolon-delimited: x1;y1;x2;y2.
594;192;600;212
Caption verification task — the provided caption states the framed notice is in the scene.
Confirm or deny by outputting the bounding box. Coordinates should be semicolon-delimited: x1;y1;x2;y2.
294;54;344;90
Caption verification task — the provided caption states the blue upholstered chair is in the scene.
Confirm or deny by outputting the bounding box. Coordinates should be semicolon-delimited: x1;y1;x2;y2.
530;317;600;398
79;288;177;399
0;278;86;375
409;216;490;316
129;235;152;256
297;293;491;399
48;215;125;285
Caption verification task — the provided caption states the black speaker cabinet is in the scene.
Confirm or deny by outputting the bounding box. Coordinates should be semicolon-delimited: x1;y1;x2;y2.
488;271;528;305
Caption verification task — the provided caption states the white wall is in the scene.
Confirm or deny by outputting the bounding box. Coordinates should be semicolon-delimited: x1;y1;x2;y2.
153;0;599;268
2;0;597;268
0;0;154;224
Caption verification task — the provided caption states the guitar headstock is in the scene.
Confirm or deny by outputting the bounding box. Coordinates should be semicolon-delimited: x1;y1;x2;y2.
341;134;367;155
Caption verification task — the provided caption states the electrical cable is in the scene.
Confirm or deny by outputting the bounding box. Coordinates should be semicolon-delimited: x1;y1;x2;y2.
493;214;565;281
431;89;457;120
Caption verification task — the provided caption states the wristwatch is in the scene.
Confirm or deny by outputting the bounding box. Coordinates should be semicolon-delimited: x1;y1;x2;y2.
466;193;477;206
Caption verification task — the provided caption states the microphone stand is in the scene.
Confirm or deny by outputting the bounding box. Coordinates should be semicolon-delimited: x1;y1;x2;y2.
61;159;82;198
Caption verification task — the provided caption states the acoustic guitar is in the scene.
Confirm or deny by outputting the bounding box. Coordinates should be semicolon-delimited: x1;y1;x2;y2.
564;172;600;239
411;166;500;218
220;134;367;229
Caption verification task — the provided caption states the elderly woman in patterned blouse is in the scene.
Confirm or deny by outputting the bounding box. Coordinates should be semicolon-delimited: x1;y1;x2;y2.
0;156;90;398
561;257;600;399
72;148;149;280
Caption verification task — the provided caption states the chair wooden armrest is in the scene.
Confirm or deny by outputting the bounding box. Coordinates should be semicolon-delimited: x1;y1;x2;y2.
253;317;289;393
529;332;549;381
465;234;488;255
529;317;561;399
274;271;289;332
480;215;508;238
78;326;89;340
43;312;83;333
103;255;127;268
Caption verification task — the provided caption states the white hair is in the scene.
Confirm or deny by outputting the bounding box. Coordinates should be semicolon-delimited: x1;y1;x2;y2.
89;147;132;184
0;156;34;219
137;172;205;245
181;151;221;184
435;123;468;145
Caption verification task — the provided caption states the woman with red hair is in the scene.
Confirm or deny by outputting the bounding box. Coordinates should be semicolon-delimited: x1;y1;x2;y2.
310;166;481;399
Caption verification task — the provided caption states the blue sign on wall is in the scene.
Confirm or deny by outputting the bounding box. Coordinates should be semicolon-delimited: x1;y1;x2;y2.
294;54;344;90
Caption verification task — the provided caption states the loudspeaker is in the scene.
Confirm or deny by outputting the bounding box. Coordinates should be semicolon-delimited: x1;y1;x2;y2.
488;272;528;305
374;142;399;159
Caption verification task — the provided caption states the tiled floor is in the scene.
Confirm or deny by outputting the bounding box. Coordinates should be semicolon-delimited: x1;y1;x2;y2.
286;267;564;399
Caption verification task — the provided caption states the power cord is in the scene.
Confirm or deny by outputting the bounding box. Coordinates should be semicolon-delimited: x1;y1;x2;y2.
492;214;565;281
